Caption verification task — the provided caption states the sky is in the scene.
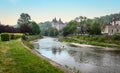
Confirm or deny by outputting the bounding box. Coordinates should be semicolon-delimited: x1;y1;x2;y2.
0;0;120;25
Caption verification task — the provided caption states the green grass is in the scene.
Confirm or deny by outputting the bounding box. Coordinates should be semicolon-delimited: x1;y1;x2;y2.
22;35;43;49
27;35;43;41
0;39;64;73
59;37;120;49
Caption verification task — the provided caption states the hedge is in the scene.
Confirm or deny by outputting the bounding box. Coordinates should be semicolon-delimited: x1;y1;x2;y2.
11;33;23;40
1;33;23;41
1;33;10;41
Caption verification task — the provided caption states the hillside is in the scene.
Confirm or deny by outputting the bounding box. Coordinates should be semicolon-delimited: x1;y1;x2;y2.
94;12;120;24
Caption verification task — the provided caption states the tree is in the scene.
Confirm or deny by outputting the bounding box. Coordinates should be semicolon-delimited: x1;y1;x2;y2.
89;22;101;35
20;24;32;34
0;24;20;33
29;21;40;35
17;13;31;26
62;21;78;36
39;21;52;35
75;16;87;35
47;27;58;37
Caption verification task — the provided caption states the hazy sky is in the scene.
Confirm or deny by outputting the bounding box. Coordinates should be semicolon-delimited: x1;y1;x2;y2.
0;0;120;25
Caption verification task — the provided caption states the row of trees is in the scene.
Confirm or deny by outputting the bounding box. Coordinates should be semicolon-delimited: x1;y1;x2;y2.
2;13;119;37
62;16;102;36
38;16;102;37
0;13;40;35
41;13;120;37
0;24;20;33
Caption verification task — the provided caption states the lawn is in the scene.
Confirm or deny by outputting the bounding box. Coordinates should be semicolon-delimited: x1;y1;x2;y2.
0;39;64;73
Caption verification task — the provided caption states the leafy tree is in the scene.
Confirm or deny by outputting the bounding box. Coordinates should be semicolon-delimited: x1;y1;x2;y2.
17;13;31;26
75;16;87;35
20;24;32;34
0;24;20;33
89;22;101;35
47;27;58;37
62;21;78;36
85;19;93;33
29;21;40;35
39;21;51;35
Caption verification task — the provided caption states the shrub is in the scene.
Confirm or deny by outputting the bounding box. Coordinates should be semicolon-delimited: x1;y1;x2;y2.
10;34;15;39
10;33;23;39
1;33;10;41
112;34;120;40
97;36;105;42
22;34;28;40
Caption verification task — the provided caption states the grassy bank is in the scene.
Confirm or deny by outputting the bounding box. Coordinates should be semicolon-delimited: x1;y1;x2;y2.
0;38;64;73
59;37;120;49
22;35;42;49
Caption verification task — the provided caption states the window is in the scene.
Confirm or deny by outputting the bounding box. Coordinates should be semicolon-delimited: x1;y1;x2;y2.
112;29;113;33
117;29;119;32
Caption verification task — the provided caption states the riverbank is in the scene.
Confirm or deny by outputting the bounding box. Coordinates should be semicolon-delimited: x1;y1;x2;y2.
21;36;73;73
0;36;64;73
59;37;120;51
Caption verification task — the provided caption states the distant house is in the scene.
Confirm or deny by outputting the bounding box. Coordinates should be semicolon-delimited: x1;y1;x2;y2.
51;18;66;31
103;18;120;35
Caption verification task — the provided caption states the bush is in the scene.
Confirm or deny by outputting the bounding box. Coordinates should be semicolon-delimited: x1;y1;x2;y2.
1;33;10;41
22;34;28;40
112;34;120;40
10;33;23;39
97;36;105;42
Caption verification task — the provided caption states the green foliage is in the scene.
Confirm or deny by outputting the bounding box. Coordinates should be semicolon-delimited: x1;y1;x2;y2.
59;36;120;49
112;34;120;40
22;34;28;40
89;22;101;35
22;35;42;49
11;33;23;40
47;27;59;37
29;21;40;35
99;13;120;24
1;33;10;41
62;21;78;36
39;21;52;35
17;13;31;26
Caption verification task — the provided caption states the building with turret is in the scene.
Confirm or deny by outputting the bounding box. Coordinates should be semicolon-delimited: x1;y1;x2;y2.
51;18;66;31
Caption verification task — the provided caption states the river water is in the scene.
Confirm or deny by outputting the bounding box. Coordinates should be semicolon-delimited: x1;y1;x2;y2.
34;37;120;73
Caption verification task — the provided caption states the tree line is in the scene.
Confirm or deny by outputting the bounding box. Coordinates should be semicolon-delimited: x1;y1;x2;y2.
0;24;20;33
0;13;40;35
1;12;120;36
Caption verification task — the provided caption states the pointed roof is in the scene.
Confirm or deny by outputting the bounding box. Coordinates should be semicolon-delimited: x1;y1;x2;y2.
58;18;64;24
52;18;57;23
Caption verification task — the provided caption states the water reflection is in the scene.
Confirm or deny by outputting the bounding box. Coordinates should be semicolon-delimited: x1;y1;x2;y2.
35;37;120;73
52;48;63;55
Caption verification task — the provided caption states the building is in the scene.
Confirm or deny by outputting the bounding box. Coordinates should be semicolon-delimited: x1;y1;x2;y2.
51;18;66;31
103;18;120;35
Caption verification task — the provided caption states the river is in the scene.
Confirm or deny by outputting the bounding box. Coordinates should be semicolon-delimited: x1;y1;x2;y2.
34;37;120;73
